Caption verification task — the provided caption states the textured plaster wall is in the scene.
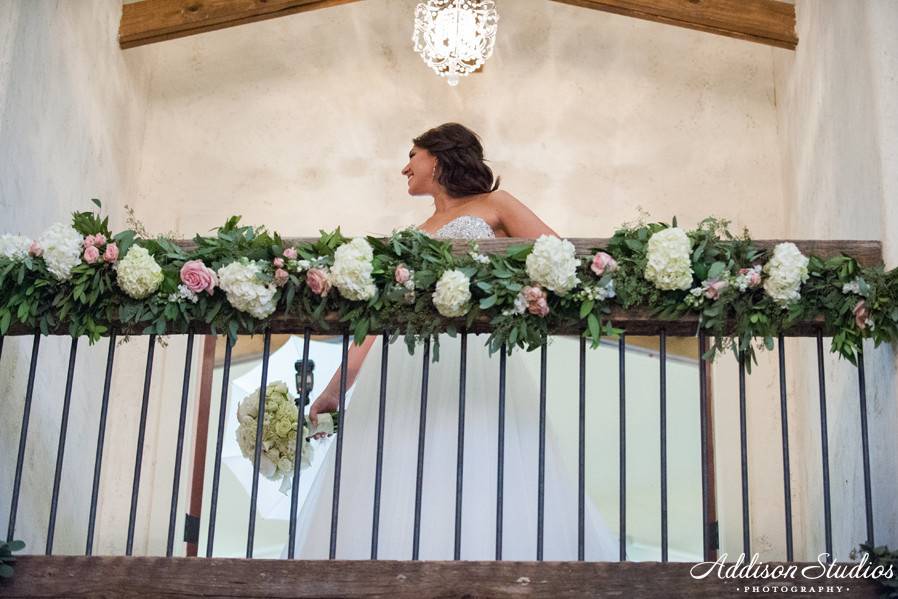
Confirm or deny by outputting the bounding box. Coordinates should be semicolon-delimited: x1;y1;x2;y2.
771;0;898;559
0;1;201;557
130;0;785;239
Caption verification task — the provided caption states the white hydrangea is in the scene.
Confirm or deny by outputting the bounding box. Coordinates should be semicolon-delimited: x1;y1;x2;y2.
218;259;279;319
432;269;472;318
0;234;32;262
38;223;83;281
525;235;580;294
330;238;376;301
644;227;694;291
763;242;809;305
235;381;310;481
116;245;164;299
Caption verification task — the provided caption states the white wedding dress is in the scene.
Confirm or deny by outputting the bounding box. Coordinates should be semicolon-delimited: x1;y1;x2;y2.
287;216;618;560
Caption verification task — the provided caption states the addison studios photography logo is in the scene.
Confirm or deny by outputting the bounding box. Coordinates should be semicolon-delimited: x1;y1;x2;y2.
689;552;895;595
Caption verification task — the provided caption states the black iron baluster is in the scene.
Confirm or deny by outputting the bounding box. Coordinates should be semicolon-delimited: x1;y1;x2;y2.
329;333;351;559
738;349;750;556
126;335;156;556
206;335;233;557
167;333;195;558
288;329;311;559
856;349;874;546
660;330;669;563
777;335;794;561
698;332;711;561
246;330;271;558
454;332;468;560
619;333;627;561
578;336;586;562
411;337;430;561
86;333;116;556
46;337;78;555
495;345;506;561
369;331;389;560
537;343;547;561
816;331;833;562
7;334;40;543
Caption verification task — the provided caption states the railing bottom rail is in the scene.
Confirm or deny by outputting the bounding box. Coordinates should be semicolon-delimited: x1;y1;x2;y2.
3;556;881;598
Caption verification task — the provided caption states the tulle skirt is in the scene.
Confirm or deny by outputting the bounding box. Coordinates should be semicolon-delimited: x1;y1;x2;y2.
288;334;619;561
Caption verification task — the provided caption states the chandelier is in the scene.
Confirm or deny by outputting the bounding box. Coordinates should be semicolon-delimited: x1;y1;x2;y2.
413;0;499;86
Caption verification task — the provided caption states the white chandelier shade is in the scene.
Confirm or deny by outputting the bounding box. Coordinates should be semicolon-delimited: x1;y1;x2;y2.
413;0;499;86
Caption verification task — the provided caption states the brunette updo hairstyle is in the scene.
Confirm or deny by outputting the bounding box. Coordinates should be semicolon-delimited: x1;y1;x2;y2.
413;123;500;198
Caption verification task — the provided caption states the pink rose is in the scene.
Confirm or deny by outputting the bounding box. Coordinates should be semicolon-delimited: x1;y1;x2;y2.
103;242;119;263
83;234;96;248
94;233;107;247
394;264;411;285
530;297;550;317
738;267;762;288
307;268;331;296
28;241;42;257
273;257;285;268
591;252;618;276
283;247;298;260
854;300;869;330
522;285;543;303
180;259;217;295
274;268;289;287
83;245;100;264
703;279;728;300
522;285;550;317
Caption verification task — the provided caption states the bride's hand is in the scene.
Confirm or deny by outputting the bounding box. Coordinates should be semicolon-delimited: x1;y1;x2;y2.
308;389;339;439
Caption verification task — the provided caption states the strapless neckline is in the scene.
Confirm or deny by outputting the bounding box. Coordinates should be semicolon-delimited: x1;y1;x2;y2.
420;215;496;240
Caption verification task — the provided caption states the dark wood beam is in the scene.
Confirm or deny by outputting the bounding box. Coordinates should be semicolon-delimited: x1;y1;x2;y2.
550;0;797;50
119;0;362;49
7;556;882;597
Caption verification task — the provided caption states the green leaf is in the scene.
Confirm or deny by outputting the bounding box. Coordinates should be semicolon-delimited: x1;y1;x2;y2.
587;313;600;340
579;300;595;320
479;295;498;309
707;261;726;281
8;540;24;552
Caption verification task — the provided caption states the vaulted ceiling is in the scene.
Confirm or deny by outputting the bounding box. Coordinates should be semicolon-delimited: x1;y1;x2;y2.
119;0;797;50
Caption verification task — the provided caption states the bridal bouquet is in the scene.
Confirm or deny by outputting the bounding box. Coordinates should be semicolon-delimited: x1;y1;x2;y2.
235;381;337;494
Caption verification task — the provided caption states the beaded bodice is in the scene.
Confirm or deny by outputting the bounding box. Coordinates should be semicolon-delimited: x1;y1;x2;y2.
432;215;496;240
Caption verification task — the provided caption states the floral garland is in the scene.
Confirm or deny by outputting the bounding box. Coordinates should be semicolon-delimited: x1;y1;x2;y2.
1;202;896;369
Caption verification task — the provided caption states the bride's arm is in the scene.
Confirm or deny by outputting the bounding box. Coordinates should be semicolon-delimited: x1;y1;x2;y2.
308;335;378;427
491;190;558;238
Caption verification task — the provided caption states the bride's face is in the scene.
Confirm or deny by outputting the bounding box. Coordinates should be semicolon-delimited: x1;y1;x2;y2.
401;145;438;196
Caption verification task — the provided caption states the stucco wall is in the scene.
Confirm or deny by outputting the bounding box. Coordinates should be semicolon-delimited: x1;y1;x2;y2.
0;0;198;557
772;0;898;559
130;0;785;239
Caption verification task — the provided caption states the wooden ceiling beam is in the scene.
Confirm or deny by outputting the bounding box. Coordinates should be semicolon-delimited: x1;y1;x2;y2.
549;0;797;49
119;0;362;49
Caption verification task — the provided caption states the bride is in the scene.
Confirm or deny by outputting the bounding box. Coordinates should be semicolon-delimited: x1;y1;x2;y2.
291;123;618;561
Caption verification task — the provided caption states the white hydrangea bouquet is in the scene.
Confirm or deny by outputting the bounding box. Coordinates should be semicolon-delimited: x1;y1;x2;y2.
235;381;336;494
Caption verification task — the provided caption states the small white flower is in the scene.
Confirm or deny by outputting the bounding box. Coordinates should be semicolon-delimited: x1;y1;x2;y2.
38;223;83;281
644;227;693;291
0;234;32;262
432;269;472;318
218;259;279;319
513;293;528;315
763;242;809;305
294;259;311;272
330;238;376;301
470;251;490;265
116;246;164;299
525;235;580;294
174;284;198;304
